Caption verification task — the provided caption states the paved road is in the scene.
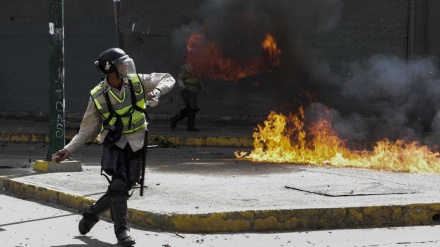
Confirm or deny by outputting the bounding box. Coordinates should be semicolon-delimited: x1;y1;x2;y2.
2;190;440;247
0;141;249;168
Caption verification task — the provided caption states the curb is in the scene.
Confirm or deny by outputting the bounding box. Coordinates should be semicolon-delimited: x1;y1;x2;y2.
0;131;49;143
33;160;83;173
0;130;87;143
2;176;440;233
0;131;254;147
156;135;253;147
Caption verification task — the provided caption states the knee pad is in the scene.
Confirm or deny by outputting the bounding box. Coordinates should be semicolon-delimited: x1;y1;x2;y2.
108;178;127;197
181;108;189;115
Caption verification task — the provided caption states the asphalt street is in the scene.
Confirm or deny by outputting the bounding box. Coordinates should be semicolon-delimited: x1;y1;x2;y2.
2;190;440;247
0;141;246;168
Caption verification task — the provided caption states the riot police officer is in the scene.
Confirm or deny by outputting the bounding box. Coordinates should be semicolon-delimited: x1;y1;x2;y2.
170;54;205;131
52;48;175;246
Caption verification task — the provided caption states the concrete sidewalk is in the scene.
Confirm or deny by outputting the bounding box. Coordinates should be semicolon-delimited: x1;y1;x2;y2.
2;154;440;233
1;119;440;233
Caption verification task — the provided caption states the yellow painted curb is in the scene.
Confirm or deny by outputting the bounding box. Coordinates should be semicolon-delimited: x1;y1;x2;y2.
33;160;49;172
33;160;82;173
2;176;440;233
157;135;253;147
0;177;93;209
1;131;252;147
0;131;46;142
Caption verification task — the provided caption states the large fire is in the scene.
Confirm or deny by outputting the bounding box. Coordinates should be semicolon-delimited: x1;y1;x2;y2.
184;28;440;173
185;31;281;81
235;109;440;173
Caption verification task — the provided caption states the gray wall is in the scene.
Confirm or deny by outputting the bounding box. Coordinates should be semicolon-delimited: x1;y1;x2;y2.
0;0;116;117
1;0;439;129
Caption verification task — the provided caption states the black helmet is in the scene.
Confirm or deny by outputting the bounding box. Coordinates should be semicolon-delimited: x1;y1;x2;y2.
95;48;128;74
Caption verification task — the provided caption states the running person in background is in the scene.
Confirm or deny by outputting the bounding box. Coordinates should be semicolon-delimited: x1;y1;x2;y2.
170;54;205;131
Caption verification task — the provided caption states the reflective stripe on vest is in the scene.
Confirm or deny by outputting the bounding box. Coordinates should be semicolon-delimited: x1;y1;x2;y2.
90;76;146;134
184;77;200;85
182;63;200;86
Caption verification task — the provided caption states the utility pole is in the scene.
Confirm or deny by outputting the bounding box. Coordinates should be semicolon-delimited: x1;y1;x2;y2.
46;0;65;161
407;0;416;61
35;0;81;172
113;0;124;48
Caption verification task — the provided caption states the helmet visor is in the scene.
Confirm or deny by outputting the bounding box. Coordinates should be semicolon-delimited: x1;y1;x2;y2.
113;55;136;78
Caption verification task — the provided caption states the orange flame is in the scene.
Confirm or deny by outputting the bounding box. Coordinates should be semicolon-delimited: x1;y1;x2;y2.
185;31;281;81
262;33;281;70
235;110;440;173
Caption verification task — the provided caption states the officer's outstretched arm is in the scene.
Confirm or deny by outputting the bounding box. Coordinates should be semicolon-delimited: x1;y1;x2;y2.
52;149;71;163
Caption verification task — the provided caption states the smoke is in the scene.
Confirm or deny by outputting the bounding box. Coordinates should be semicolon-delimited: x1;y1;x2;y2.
172;0;342;65
329;56;440;146
171;0;343;99
172;0;440;147
198;0;341;55
302;55;440;147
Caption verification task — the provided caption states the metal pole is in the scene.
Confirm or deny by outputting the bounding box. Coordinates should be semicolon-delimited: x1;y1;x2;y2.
46;0;65;160
407;0;416;61
114;0;124;49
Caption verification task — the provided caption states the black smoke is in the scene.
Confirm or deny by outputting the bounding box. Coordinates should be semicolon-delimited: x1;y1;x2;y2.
330;56;440;147
172;0;440;147
172;0;342;73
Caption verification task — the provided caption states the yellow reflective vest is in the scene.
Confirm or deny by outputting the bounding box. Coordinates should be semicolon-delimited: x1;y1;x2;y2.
181;63;201;92
90;76;147;134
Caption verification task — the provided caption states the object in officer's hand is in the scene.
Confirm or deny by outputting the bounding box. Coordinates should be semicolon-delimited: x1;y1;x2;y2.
52;155;60;163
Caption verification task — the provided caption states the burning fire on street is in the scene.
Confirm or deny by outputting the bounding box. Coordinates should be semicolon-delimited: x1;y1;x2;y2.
178;2;440;174
235;109;440;174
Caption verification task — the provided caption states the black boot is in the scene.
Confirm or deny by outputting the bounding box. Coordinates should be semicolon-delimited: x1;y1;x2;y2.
112;196;136;246
170;117;177;130
78;195;111;235
116;227;136;247
170;108;188;130
187;109;199;131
